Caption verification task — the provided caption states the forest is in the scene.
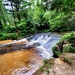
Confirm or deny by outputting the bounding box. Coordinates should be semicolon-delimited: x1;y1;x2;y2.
0;0;75;40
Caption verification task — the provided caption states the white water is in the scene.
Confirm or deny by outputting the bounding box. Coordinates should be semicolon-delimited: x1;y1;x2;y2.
25;33;60;59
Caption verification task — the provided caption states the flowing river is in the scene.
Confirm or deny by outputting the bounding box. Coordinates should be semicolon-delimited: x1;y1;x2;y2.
0;33;60;75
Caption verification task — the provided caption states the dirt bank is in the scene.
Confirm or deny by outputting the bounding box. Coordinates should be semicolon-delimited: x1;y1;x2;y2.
33;53;75;75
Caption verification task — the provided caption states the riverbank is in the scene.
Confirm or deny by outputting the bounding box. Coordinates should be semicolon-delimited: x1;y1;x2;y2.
33;53;75;75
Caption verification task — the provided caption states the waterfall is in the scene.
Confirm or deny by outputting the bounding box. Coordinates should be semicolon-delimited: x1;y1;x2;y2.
25;33;60;59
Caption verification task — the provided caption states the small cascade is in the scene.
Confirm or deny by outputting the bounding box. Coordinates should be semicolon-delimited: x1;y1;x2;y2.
26;33;60;59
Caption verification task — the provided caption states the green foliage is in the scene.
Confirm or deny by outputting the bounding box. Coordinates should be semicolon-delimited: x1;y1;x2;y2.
39;59;53;75
44;59;49;64
0;31;18;40
60;33;73;42
59;33;75;53
63;45;74;53
60;33;75;42
0;0;75;40
39;67;44;72
52;33;75;57
44;10;75;31
26;2;49;31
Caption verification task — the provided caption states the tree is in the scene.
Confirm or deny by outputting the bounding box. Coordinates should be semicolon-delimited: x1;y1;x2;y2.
0;0;7;29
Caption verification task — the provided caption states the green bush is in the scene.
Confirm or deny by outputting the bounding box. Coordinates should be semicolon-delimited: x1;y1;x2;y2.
8;33;18;40
60;33;75;43
4;25;17;33
60;33;73;42
63;45;74;53
60;33;75;53
52;33;75;57
0;30;18;40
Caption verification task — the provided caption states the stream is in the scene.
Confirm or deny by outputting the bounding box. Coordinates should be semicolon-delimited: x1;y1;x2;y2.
0;33;60;75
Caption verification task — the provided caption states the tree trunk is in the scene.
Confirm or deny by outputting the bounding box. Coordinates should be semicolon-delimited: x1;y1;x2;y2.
15;1;21;21
10;0;16;25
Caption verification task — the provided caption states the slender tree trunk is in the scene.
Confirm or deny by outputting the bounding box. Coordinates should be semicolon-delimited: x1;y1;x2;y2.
15;0;21;21
0;0;6;28
10;0;16;26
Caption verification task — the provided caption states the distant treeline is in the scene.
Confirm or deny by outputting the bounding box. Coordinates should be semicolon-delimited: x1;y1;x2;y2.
0;0;75;40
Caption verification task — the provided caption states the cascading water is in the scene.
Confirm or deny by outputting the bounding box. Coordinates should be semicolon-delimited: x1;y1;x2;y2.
25;33;60;59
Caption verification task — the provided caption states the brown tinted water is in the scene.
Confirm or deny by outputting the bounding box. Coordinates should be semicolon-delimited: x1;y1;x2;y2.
0;40;13;44
0;40;43;75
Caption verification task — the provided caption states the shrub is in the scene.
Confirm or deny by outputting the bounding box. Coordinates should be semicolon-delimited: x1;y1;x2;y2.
52;33;75;57
59;33;75;53
60;33;75;45
4;25;17;33
63;45;74;53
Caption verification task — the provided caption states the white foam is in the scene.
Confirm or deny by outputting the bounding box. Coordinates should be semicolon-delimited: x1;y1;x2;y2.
25;33;60;59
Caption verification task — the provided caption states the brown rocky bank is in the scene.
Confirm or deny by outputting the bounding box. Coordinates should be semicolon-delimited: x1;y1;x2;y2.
33;53;75;75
